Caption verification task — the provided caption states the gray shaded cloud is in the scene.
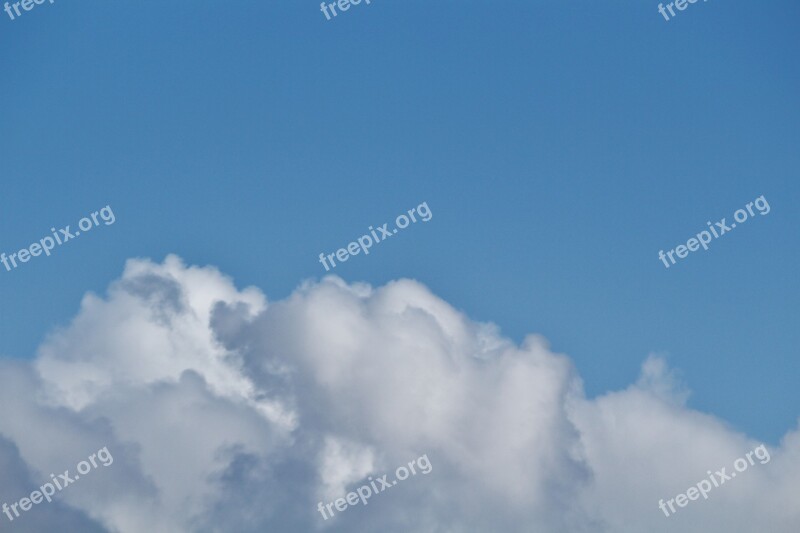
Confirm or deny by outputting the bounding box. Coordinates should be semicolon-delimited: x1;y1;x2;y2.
0;255;796;532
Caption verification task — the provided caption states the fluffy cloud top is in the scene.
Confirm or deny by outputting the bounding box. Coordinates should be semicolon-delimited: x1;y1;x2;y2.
0;255;797;532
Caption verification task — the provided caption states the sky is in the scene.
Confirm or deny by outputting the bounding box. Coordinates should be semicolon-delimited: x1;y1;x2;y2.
0;1;798;532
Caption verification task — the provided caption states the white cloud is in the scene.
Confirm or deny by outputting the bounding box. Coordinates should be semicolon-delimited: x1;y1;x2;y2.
0;255;797;532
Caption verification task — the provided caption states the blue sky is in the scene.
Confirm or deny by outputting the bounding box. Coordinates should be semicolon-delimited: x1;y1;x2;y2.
1;0;798;455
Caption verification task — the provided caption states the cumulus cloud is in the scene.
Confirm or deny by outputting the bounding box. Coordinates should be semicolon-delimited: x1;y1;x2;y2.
0;254;797;532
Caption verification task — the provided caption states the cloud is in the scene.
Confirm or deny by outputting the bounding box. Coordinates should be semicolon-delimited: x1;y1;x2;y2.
0;422;108;533
0;255;797;532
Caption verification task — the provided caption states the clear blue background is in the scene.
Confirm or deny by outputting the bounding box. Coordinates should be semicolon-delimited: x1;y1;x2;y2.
1;0;798;443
